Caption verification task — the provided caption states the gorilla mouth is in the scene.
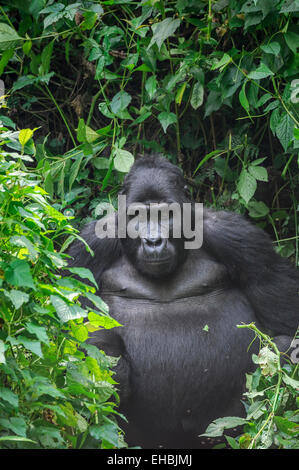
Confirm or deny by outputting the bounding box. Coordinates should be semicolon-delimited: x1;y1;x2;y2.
143;257;171;264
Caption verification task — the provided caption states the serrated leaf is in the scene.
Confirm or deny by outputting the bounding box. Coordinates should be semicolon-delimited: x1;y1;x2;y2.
4;259;35;289
191;81;204;109
237;169;257;204
276;113;294;151
113;148;134;173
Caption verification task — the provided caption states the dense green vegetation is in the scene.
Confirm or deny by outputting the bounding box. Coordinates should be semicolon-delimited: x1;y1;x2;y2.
0;0;298;449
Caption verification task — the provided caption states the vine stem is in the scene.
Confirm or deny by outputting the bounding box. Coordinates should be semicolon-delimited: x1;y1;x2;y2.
44;84;76;146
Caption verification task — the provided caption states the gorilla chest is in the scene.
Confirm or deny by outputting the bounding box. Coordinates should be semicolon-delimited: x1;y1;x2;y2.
100;249;255;354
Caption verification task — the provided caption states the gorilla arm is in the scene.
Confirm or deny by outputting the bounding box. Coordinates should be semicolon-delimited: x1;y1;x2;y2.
203;209;299;337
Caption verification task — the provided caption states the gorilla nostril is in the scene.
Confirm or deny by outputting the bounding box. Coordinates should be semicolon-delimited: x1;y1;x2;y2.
145;237;163;247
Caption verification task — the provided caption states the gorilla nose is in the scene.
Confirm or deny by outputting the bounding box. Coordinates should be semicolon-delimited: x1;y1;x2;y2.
143;236;166;255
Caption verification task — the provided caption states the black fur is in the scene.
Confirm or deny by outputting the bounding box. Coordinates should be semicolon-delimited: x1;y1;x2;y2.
67;154;299;448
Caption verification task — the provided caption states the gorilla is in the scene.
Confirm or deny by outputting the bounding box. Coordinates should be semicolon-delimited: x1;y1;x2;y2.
67;154;299;449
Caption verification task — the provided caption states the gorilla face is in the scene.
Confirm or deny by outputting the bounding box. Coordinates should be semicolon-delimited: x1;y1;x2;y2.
120;157;190;279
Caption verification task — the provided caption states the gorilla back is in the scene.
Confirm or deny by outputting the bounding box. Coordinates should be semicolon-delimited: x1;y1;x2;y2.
67;154;299;449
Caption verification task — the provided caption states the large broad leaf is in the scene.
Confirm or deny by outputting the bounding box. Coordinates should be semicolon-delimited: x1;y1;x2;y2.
148;18;180;50
113;148;134;173
0;23;21;51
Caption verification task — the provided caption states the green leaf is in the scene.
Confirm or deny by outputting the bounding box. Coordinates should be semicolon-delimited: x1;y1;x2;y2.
25;322;49;345
276;113;294;151
273;416;299;435
282;373;299;389
10;235;38;258
261;42;280;55
145;75;157;100
113;148;134;173
158;111;177;133
239;81;250;114
247;63;274;80
85;292;109;314
88;311;121;329
0;23;21;51
191;81;204;109
211;53;232;71
90;422;119;447
0;48;13;75
41;39;54;75
148;18;180;50
4;289;30;309
67;267;98;288
50;295;88;323
201;417;247;437
4;259;35;289
248;165;268;181
93;157;110;169
19;129;34;148
237;169;257;204
247;201;269;218
71;324;88;342
110;91;132;115
284;31;299;53
0;387;19;409
0;417;27;437
256;93;272;107
9;335;43;358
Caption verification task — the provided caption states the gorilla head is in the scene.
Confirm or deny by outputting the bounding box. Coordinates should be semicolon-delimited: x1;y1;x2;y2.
119;155;190;279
